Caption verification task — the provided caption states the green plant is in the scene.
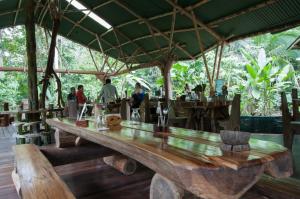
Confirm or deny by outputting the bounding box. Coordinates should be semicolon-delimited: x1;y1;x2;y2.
239;48;294;115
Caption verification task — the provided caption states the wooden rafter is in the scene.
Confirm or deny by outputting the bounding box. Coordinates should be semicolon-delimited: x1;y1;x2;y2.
0;66;106;75
114;0;195;60
61;15;126;60
229;19;300;43
168;1;177;52
75;0;156;65
101;0;210;38
113;28;155;64
191;10;213;90
165;0;223;42
216;42;224;80
102;26;215;53
66;1;112;37
0;9;21;17
13;0;22;26
121;44;186;60
88;48;100;71
209;0;280;26
112;29;129;69
111;62;162;76
212;44;220;82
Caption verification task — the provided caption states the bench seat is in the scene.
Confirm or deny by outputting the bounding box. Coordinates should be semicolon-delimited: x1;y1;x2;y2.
12;144;75;199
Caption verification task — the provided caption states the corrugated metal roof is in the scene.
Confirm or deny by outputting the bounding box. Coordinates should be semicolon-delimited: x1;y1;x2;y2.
0;0;300;67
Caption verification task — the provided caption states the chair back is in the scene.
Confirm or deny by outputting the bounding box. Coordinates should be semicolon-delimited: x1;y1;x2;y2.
291;88;300;120
225;94;241;131
281;92;292;128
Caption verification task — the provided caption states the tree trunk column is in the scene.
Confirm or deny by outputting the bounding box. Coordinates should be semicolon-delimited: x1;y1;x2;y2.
160;60;173;101
25;0;39;111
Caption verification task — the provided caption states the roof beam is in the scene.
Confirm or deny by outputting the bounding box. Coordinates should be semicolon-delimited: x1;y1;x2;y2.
121;44;186;60
168;1;177;51
0;66;107;75
208;0;280;26
114;0;195;60
0;9;22;17
165;0;223;41
75;0;157;65
101;0;210;38
13;0;22;26
66;0;114;37
102;26;213;53
61;15;128;62
111;62;162;76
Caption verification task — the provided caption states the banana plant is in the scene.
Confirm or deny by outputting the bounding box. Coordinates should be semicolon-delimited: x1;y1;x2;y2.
240;48;294;115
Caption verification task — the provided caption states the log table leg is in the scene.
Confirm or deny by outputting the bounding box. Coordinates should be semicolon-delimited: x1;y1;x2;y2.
150;173;184;199
54;129;77;148
103;154;137;175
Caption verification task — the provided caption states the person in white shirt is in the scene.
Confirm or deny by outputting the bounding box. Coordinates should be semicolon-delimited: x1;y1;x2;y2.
98;78;118;104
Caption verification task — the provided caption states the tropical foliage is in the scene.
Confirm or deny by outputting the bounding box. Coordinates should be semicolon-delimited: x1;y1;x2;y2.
0;25;300;115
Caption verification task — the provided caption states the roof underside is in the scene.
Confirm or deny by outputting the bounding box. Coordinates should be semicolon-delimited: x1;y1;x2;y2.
1;0;300;67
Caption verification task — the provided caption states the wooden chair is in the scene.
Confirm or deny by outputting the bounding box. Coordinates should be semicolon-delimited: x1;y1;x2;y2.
281;92;300;149
218;94;241;131
12;144;75;198
167;100;188;128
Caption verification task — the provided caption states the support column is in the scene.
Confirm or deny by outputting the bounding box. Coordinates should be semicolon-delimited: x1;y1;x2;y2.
160;59;173;101
25;0;39;111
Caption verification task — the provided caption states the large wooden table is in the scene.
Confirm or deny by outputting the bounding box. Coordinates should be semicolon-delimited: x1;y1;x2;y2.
47;118;292;199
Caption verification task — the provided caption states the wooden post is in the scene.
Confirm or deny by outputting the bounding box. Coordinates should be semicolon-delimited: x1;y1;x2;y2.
103;154;137;175
40;1;64;108
150;173;184;199
292;88;299;121
54;129;77;148
160;59;173;101
25;0;39;112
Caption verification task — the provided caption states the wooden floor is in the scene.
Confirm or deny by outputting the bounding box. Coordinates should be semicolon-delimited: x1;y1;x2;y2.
0;126;299;199
0;126;18;199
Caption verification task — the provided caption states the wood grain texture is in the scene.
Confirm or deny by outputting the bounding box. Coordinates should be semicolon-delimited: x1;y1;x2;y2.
103;154;137;175
13;144;75;199
47;118;292;199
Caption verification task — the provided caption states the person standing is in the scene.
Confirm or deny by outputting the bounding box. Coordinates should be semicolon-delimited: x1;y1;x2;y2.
131;82;145;108
76;85;86;105
67;87;77;101
98;79;118;104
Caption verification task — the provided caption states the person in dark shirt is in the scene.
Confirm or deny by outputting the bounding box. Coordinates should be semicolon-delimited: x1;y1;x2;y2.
131;83;145;108
67;87;76;101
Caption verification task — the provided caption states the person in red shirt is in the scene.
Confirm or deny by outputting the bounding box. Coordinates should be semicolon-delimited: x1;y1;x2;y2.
76;85;86;105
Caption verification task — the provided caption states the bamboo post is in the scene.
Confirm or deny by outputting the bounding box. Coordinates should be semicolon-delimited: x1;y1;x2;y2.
191;11;213;92
216;42;225;80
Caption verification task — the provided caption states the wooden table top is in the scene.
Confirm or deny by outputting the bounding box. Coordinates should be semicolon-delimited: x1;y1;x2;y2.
47;118;292;199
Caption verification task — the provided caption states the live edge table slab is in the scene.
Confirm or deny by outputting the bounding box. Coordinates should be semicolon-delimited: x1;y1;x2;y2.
46;118;292;199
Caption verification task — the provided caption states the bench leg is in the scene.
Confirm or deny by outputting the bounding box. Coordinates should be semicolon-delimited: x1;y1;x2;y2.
11;169;21;197
103;154;137;175
55;129;77;148
150;173;184;199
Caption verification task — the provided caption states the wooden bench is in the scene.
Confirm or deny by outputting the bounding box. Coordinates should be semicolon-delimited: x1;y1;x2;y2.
12;144;75;199
254;175;300;199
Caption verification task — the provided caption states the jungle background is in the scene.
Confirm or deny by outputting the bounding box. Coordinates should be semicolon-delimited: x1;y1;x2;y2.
0;25;300;116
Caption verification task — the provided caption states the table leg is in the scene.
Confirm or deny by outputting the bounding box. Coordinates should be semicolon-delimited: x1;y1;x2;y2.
150;173;184;199
103;154;137;175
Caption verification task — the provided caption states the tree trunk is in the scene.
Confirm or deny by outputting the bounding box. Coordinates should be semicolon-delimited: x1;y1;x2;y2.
160;59;173;102
41;17;63;108
25;0;39;111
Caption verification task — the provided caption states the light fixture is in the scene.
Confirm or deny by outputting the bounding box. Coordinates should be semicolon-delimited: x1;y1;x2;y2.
65;0;112;29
